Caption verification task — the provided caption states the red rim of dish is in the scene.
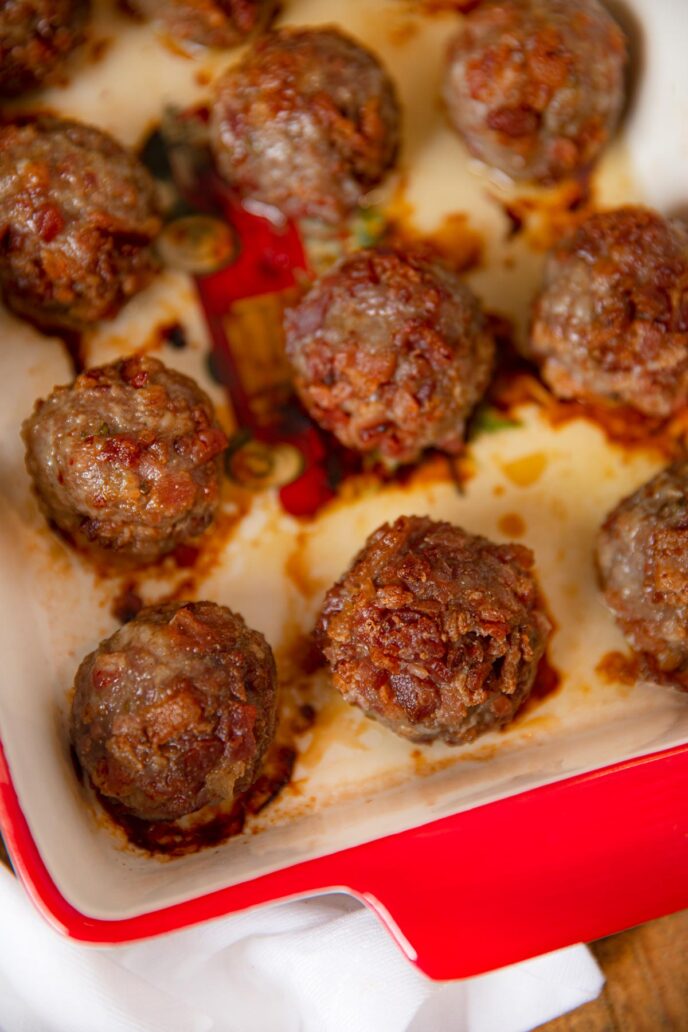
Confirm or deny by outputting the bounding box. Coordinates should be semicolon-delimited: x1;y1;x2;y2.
2;737;688;979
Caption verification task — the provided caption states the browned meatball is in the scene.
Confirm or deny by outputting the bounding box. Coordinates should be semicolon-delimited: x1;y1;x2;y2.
316;516;551;744
530;208;688;417
597;461;688;684
0;118;160;331
0;0;89;97
210;27;401;225
284;248;494;464
22;355;228;564
443;0;626;182
134;0;275;48
71;601;277;822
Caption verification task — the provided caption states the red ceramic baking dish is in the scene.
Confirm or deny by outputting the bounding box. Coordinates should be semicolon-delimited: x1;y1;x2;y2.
1;0;688;980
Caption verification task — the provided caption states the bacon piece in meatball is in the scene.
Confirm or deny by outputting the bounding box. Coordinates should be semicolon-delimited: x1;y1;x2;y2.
71;601;277;822
0;118;160;331
284;248;494;464
444;0;626;182
134;0;275;48
210;27;401;225
530;208;688;417
316;516;551;744
22;355;228;564
597;460;688;685
0;0;89;97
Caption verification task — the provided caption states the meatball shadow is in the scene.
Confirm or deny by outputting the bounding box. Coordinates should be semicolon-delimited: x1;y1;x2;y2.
604;0;645;128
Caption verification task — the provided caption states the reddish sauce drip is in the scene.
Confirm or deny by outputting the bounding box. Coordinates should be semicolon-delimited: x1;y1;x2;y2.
43;324;85;376
596;650;641;686
529;652;561;702
597;647;688;693
485;315;688;459
510;651;561;726
492;175;593;249
511;591;561;722
111;581;143;623
491;367;687;459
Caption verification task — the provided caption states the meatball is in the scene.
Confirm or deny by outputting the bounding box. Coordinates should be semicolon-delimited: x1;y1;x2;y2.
0;118;160;331
71;601;277;822
530;208;688;417
22;355;228;564
316;516;551;744
210;27;401;225
0;0;89;98
134;0;275;48
284;248;494;464
597;461;688;684
443;0;626;182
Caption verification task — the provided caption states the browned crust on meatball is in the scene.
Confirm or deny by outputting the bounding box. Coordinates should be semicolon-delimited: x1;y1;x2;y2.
135;0;276;48
0;118;160;330
210;27;401;224
284;248;494;464
444;0;626;182
316;515;551;744
0;0;89;97
71;601;277;821
22;355;228;564
597;460;688;684
530;207;688;417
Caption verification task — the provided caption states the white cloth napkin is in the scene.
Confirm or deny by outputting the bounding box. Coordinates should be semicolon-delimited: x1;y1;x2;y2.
0;864;603;1032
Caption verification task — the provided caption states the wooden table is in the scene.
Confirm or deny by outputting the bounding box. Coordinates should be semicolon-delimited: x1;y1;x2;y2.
1;836;685;1030
539;910;688;1032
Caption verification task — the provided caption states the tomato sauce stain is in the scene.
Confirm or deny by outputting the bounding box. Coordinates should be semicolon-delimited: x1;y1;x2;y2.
511;652;562;726
490;367;688;460
111;581;143;623
596;649;641;687
596;647;688;694
498;512;526;538
490;175;593;251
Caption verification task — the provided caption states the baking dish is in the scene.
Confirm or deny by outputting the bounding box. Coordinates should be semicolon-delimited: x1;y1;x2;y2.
1;0;688;979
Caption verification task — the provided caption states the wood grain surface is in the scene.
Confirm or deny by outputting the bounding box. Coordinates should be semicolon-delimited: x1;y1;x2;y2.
538;910;688;1032
0;838;685;1030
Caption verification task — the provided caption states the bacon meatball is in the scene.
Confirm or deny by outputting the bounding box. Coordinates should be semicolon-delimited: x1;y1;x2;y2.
317;515;551;744
444;0;626;182
0;118;159;331
530;208;688;416
210;27;401;225
22;355;228;564
134;0;275;48
0;0;89;97
285;248;494;464
71;601;277;821
597;460;688;685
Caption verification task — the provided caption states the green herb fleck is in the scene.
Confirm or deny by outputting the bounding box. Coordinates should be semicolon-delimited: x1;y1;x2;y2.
353;207;387;249
469;405;522;440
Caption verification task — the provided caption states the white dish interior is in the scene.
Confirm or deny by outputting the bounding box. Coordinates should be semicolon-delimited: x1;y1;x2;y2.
1;0;687;923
